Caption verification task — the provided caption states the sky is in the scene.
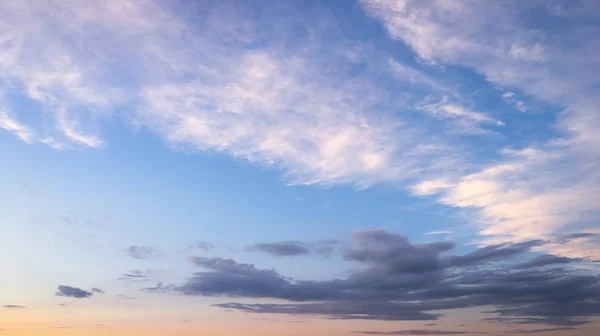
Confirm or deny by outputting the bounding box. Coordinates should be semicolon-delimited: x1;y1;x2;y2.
1;0;600;335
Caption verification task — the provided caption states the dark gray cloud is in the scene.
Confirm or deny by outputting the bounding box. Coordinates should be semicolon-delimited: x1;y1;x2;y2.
177;257;289;297
247;240;338;257
505;327;577;334
55;285;93;299
514;254;581;269
444;240;545;267
354;330;484;335
344;229;454;274
3;305;25;309
91;287;105;294
126;245;163;259
155;229;600;328
248;241;312;257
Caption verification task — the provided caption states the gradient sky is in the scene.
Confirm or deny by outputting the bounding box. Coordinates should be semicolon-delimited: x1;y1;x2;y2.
1;1;600;335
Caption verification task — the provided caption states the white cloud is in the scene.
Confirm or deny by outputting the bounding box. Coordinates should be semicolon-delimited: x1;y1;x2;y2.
425;230;452;236
364;0;600;258
2;0;598;261
140;51;412;185
0;109;34;143
1;0;476;186
388;59;446;91
418;97;505;127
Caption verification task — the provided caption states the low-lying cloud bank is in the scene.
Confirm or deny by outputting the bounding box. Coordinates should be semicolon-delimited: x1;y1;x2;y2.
146;229;599;328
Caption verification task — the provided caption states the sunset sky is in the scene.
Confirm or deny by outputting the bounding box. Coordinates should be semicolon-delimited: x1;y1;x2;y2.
1;1;600;335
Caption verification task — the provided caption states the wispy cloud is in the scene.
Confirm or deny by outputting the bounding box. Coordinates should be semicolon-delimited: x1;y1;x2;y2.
2;305;26;309
0;109;34;143
126;246;163;260
0;0;484;188
363;0;600;258
417;98;505;128
425;230;452;236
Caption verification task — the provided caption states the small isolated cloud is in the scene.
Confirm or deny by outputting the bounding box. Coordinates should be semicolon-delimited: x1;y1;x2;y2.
418;97;505;128
143;282;174;294
126;245;163;260
117;294;136;300
247;241;311;257
55;285;93;299
118;269;161;282
185;241;214;252
0;110;35;143
3;305;26;309
425;230;452;236
501;91;528;112
247;240;338;258
91;287;105;294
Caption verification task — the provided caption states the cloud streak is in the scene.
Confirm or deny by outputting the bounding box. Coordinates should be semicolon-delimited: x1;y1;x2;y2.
126;246;163;260
2;305;26;309
247;240;338;257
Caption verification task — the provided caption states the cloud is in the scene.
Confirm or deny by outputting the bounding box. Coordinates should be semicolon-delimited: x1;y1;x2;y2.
55;285;93;299
118;269;160;282
248;241;312;257
91;287;105;294
0;109;34;143
501;91;527;113
417;97;505;128
117;294;136;300
176;257;289;298
505;327;577;334
354;330;484;335
362;0;600;260
444;240;545;267
247;240;338;257
142;282;175;294
514;254;582;269
185;241;214;251
126;246;163;260
159;229;600;327
425;230;452;236
2;305;26;309
344;229;454;274
558;232;597;244
0;0;491;189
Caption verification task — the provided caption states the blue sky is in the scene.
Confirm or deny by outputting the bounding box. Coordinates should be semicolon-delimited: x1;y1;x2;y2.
1;1;600;335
